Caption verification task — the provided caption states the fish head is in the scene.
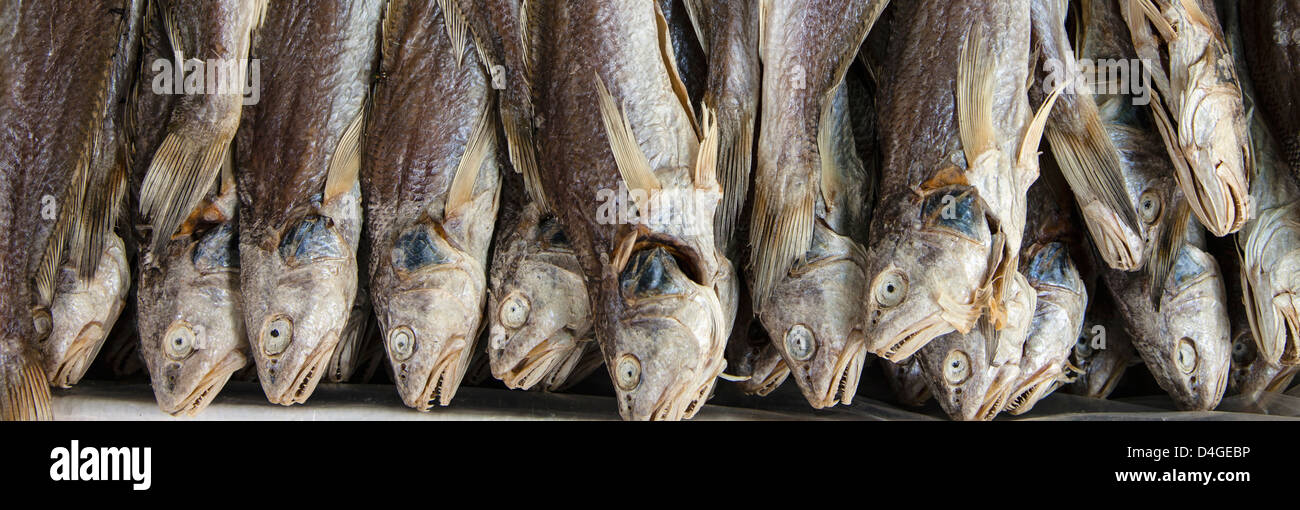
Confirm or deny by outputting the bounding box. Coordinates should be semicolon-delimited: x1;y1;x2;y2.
41;235;130;388
378;219;485;410
609;241;726;421
140;222;249;416
917;328;1020;421
1241;233;1300;366
1153;245;1232;410
863;185;993;362
758;223;867;408
731;321;792;397
487;216;592;390
1005;243;1086;414
882;357;932;407
243;214;357;405
1179;62;1251;236
1228;321;1299;401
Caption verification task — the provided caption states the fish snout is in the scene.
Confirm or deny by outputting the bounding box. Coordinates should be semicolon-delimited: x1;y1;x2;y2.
1080;201;1145;270
49;321;107;388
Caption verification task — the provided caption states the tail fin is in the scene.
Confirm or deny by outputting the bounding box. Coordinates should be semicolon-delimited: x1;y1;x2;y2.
1;350;53;421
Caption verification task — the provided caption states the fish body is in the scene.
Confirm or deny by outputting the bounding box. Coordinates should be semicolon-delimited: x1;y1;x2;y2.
1121;0;1251;236
864;0;1044;363
1239;1;1300;175
532;0;731;420
1003;177;1088;415
1067;291;1140;399
1101;222;1231;410
235;0;379;405
365;0;500;410
487;172;593;391
0;0;139;420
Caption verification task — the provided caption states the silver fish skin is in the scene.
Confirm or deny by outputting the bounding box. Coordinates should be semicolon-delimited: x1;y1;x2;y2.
235;0;379;405
863;0;1041;363
1121;0;1251;237
532;0;731;420
1067;291;1139;399
1224;7;1300;368
1102;222;1231;411
1;0;140;421
882;357;932;407
755;81;871;408
1003;180;1087;415
364;0;500;410
1239;1;1300;176
487;172;594;391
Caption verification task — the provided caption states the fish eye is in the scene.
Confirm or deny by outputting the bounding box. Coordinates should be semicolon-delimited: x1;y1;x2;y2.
163;323;197;360
943;350;971;385
1139;190;1161;224
1231;336;1254;364
499;293;530;329
1175;337;1198;375
785;324;815;361
873;270;907;308
389;326;416;362
615;354;641;390
1074;336;1093;358
32;308;52;341
262;316;294;355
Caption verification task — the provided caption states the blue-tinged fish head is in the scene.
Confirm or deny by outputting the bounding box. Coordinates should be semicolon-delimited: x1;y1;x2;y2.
863;184;994;362
1005;242;1087;415
1154;245;1232;410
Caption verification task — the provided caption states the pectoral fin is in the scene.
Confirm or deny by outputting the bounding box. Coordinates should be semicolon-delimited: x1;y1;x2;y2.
323;105;366;205
1;350;53;421
445;103;496;220
1148;198;1190;310
957;24;997;169
595;73;661;215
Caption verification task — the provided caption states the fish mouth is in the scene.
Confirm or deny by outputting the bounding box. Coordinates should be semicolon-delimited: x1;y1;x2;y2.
744;358;790;397
1265;366;1299;393
878;314;951;362
269;332;339;406
1270;290;1300;366
813;340;867;409
51;322;108;388
540;342;594;391
973;367;1019;421
411;344;468;411
1080;202;1143;270
498;340;567;390
1090;362;1129;399
1004;366;1061;415
647;375;719;422
161;349;248;417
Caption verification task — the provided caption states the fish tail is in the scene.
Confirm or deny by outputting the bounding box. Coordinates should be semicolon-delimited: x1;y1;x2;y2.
1;348;53;421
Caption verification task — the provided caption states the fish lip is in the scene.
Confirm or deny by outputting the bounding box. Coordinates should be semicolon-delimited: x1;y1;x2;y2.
812;340;866;409
270;331;339;406
1081;202;1144;270
1270;290;1300;365
497;341;566;390
878;314;950;362
1004;366;1060;415
1264;366;1299;393
1093;361;1129;399
51;322;107;388
160;349;248;417
411;343;467;411
745;359;791;397
974;367;1019;421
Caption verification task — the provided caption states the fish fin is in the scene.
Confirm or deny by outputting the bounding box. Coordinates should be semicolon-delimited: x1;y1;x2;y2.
695;106;720;189
594;73;661;211
978;314;1000;366
1148;198;1190;310
681;0;709;56
138;133;229;256
1135;0;1177;41
758;0;768;61
957;24;997;169
718;372;751;382
502;110;547;212
818;82;845;218
612;231;639;274
0;350;53;421
436;0;469;67
653;0;700;138
1042;97;1143;235
446;103;496;219
710;105;755;251
162;1;186;63
1074;0;1090;61
1019;83;1063;168
324;106;366;204
71;156;129;281
748;177;815;311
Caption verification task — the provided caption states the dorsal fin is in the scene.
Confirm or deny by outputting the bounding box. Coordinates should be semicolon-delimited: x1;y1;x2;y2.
1149;198;1190;310
323;105;366;204
594;73;661;214
436;0;469;67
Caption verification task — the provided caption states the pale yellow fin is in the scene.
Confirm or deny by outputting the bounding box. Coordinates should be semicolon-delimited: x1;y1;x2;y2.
957;24;997;167
818;82;844;217
0;350;53;421
71;157;128;281
138;133;229;255
1043;95;1144;234
162;2;186;63
446;103;496;218
324;106;366;204
1017;83;1063;168
653;0;700;138
437;0;469;67
710;106;755;251
1138;0;1177;41
748;173;815;311
594;73;661;210
1149;198;1190;310
695;106;720;188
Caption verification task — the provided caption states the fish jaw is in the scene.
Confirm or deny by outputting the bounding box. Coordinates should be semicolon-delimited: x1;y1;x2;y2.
381;279;483;410
919;330;1021;422
241;239;356;406
862;193;994;362
42;235;130;388
757;242;869;408
736;345;791;397
487;255;591;390
1081;201;1145;270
